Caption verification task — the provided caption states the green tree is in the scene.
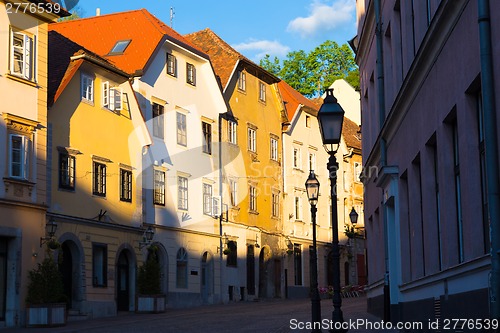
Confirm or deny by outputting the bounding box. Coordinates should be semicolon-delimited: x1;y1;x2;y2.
26;257;65;304
259;55;281;77
259;40;359;97
58;5;85;22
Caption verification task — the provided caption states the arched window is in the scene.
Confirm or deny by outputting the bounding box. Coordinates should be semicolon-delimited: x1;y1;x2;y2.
176;248;188;288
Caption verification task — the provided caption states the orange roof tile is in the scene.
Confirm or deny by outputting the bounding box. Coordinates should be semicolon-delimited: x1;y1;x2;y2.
185;28;279;88
342;116;362;150
49;9;207;75
278;80;319;121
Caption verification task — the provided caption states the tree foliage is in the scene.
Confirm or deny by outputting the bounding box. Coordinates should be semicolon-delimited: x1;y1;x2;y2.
259;40;359;97
137;252;161;295
26;257;65;304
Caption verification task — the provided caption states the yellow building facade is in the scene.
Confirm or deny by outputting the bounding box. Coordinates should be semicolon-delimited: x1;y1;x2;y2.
47;32;151;317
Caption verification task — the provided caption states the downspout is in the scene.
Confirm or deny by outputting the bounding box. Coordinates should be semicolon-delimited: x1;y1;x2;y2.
478;0;500;319
375;0;390;322
218;114;225;303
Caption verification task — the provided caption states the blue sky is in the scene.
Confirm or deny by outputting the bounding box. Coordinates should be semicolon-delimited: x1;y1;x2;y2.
72;0;357;63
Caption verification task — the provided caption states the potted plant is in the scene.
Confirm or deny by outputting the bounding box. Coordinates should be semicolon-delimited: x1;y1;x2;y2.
136;248;166;313
25;256;67;327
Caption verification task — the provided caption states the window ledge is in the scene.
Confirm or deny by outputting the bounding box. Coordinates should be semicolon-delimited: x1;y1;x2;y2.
5;74;38;87
3;177;36;197
249;210;259;215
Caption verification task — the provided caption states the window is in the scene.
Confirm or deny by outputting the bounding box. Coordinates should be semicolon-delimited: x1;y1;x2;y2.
477;91;489;252
259;82;266;102
176;248;188;288
294;196;303;221
120;169;132;202
166;53;176;76
178;176;188;210
202;122;212;154
102;82;122;111
293;147;301;169
237;71;246;91
248;127;256;152
228;121;237;144
452;120;464;263
308;152;316;171
305;115;311;128
109;40;131;55
152;103;164;139
226;241;237;267
249;185;257;212
186;63;196;86
270;137;278;161
8;134;30;180
272;193;279;218
203;183;212;215
10;30;33;80
177;112;187;146
59;153;75;190
354;162;362;182
92;162;106;197
92;243;107;287
81;74;94;102
154;169;165;206
230;180;238;206
294;244;302;285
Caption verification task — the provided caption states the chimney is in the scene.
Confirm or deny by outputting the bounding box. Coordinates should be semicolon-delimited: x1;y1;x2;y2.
96;8;101;16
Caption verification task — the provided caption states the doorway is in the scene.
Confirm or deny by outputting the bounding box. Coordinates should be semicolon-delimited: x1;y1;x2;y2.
200;252;213;304
116;252;129;311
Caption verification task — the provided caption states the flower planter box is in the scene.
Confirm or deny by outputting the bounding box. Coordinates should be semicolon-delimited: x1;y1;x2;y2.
26;303;67;327
135;294;166;313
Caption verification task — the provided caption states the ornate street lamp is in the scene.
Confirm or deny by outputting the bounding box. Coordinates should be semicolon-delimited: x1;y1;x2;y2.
40;218;58;247
349;207;358;225
305;170;321;332
317;88;345;332
139;226;155;250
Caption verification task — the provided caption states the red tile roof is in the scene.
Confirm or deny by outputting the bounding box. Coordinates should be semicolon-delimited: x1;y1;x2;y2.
342;116;362;150
185;28;279;88
49;9;207;75
278;80;319;120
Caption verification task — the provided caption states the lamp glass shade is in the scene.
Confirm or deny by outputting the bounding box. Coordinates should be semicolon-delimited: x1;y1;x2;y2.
318;89;345;147
145;226;155;241
349;207;359;224
45;219;58;237
305;170;320;206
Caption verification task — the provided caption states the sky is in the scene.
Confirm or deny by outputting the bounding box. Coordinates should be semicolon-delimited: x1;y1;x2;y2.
69;0;357;63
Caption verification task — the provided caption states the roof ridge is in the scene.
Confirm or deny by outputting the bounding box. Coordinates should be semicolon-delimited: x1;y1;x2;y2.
51;8;147;27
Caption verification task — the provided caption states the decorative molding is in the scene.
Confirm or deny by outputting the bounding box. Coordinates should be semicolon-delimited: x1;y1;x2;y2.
2;113;39;134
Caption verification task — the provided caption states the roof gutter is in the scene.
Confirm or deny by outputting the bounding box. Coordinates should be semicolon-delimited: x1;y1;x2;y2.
70;53;130;78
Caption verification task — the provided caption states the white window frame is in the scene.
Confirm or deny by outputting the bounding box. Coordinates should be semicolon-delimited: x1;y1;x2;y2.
166;52;176;76
309;152;316;172
259;82;266;102
230;180;238;206
8;134;30;180
270;137;278;161
154;169;165;206
177;112;187;146
293;147;302;169
203;183;213;215
249;185;257;212
272;192;279;218
81;73;94;102
238;71;246;91
228;121;237;144
294;196;303;221
186;63;196;86
102;81;109;107
152;102;165;139
248;127;256;152
10;29;34;80
178;176;188;210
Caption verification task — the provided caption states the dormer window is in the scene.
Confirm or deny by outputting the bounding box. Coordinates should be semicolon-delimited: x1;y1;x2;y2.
109;40;131;55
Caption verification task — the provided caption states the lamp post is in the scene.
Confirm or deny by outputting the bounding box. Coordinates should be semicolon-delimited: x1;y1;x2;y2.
348;207;358;286
305;170;321;332
317;88;345;332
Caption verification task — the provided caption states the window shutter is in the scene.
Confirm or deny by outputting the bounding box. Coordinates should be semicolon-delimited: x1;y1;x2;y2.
114;87;122;111
23;136;30;180
212;196;221;217
102;81;109;107
24;34;31;80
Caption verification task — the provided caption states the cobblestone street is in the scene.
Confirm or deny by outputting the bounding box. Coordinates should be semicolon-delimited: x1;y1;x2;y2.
3;296;401;333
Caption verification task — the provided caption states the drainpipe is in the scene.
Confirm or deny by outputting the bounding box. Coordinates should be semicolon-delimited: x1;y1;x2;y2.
374;0;390;322
218;114;225;303
478;0;500;319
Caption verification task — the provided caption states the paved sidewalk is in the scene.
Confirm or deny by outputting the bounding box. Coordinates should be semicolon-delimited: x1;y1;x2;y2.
2;296;400;332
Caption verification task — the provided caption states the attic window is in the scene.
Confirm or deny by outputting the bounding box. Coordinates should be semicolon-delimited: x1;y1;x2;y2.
109;40;131;55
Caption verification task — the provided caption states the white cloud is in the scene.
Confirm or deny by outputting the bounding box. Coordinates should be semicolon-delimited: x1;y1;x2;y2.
232;39;290;61
287;0;355;38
